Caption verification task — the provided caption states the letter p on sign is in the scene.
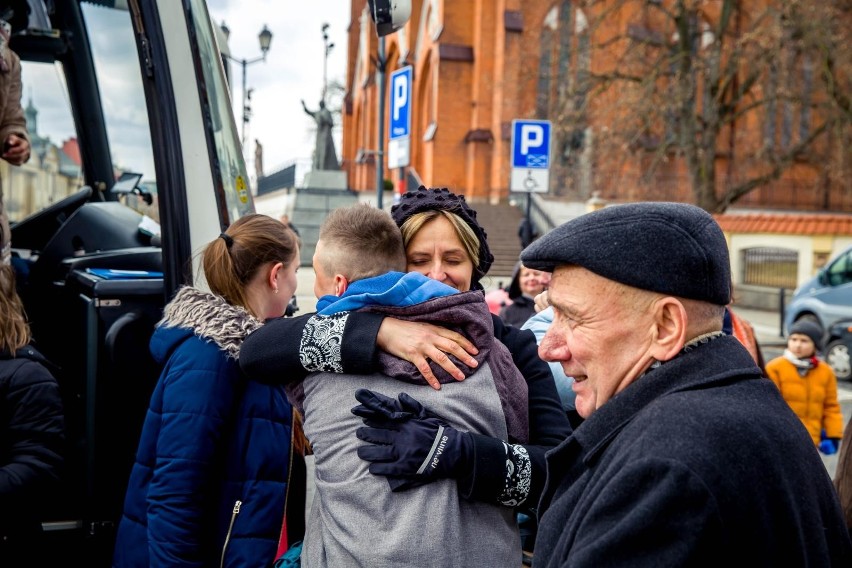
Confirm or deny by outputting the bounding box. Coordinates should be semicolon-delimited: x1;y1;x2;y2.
389;66;412;140
520;125;543;155
393;80;407;120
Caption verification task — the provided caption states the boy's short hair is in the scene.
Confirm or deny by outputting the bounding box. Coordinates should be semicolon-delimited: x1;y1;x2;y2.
318;204;406;282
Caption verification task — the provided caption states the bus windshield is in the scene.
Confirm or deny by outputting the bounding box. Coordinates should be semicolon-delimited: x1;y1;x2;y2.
8;0;251;229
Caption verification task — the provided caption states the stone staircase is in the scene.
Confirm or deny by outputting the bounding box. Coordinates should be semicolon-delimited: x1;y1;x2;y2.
297;189;524;283
472;200;525;282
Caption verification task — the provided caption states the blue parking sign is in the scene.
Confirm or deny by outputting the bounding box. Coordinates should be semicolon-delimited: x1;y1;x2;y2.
389;66;412;140
511;120;551;169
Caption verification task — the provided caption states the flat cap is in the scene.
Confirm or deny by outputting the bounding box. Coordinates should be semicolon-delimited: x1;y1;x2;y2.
521;202;731;305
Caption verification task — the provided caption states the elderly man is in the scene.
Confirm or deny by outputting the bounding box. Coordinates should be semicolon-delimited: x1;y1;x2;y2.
521;202;852;566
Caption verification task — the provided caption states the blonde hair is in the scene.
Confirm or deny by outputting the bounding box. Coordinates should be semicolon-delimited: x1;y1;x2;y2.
318;204;406;281
203;214;299;318
399;210;480;268
0;265;31;352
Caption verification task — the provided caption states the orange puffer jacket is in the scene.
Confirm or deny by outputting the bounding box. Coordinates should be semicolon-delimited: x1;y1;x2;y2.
766;356;844;445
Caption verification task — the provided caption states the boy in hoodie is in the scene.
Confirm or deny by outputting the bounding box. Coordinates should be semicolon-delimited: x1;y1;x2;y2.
286;203;526;567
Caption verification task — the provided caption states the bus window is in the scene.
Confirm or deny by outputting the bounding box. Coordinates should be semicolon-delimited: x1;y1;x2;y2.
188;0;253;223
7;4;159;229
82;3;157;219
5;60;80;224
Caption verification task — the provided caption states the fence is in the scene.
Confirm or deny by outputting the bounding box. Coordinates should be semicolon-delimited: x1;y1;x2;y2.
741;247;799;289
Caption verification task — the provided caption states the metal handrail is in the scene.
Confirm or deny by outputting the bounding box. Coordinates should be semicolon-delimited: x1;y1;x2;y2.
510;191;557;236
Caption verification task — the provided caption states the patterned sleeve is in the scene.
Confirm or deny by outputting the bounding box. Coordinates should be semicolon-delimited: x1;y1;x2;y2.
500;443;532;507
299;313;349;373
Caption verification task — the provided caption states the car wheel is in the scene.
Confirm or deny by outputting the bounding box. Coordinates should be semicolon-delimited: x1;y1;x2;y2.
826;339;852;381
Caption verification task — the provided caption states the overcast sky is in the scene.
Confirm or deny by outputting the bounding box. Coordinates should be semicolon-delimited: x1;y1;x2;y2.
207;0;351;178
21;1;351;186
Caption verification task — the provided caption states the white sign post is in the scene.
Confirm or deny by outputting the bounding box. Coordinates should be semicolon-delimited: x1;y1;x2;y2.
510;119;551;193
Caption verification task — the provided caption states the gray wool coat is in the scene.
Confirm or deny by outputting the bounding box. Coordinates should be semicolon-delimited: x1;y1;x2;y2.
534;335;852;567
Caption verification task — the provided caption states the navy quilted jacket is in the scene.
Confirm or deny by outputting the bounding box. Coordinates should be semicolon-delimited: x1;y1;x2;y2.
113;287;302;568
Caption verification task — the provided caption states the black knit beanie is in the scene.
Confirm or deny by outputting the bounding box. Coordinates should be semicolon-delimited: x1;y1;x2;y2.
390;186;494;289
789;320;824;352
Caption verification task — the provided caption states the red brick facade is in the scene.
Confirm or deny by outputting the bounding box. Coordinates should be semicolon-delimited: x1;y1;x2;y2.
341;1;850;211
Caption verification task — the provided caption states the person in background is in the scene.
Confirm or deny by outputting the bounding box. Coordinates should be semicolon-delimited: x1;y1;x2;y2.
287;204;525;565
0;0;31;266
279;213;300;238
0;264;65;567
113;214;306;568
835;414;852;538
517;217;539;250
499;261;551;327
521;201;852;565
725;307;766;374
766;320;844;455
241;186;570;542
723;284;766;374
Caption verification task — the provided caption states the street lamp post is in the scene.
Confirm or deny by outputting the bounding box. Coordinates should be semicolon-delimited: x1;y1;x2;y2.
375;36;386;209
220;23;273;146
321;23;335;103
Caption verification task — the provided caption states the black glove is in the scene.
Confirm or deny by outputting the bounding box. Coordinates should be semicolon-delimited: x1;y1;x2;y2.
352;388;472;492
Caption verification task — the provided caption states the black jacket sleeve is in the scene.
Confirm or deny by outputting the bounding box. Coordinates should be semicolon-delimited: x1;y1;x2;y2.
239;311;386;383
460;315;572;509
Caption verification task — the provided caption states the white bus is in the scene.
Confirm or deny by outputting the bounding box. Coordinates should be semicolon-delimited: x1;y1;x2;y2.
8;1;251;562
5;1;408;562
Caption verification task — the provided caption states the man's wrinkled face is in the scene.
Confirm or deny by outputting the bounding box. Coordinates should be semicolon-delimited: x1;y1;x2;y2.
538;266;658;418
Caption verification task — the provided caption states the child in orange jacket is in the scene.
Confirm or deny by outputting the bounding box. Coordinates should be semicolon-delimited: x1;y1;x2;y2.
766;320;844;454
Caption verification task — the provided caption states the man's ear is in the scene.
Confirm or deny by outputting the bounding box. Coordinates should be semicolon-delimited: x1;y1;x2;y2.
649;297;687;362
333;274;349;296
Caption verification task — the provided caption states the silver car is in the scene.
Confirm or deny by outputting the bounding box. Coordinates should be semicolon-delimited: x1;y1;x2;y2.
783;244;852;340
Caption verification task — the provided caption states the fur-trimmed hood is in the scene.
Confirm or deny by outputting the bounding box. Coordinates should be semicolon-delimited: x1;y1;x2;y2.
155;286;263;360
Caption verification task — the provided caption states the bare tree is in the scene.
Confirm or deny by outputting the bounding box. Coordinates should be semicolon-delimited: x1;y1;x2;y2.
554;0;850;213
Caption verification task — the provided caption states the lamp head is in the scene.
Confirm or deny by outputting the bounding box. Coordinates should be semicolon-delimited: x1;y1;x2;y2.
258;25;272;55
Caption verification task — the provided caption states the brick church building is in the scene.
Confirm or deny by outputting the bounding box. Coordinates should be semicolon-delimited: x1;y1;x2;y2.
339;0;850;212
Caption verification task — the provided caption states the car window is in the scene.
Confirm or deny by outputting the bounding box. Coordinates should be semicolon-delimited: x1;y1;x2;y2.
827;249;852;287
